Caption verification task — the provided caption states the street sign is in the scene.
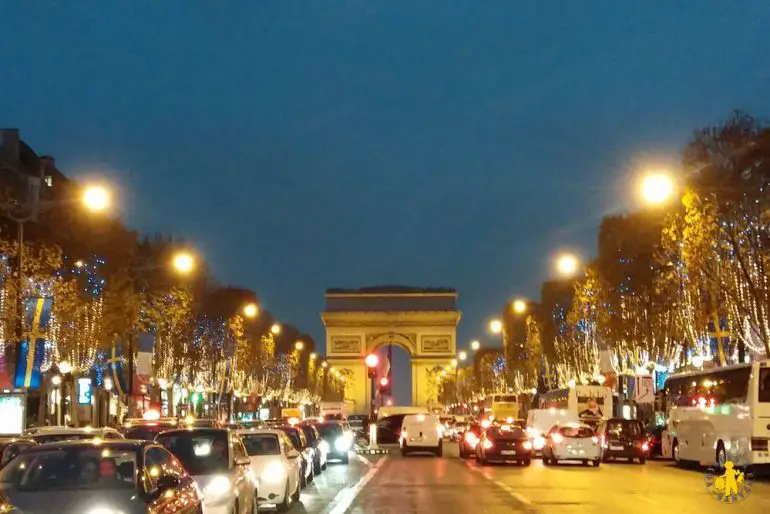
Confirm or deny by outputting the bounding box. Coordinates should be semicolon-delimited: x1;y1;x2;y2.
635;375;654;404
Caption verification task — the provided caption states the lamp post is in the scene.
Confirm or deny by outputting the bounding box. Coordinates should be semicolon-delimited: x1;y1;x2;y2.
1;182;111;381
365;354;378;419
126;250;196;417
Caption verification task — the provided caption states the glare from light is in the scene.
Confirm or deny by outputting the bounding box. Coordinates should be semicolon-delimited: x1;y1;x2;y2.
512;299;527;314
567;378;577;389
81;185;111;212
640;172;675;206
489;319;503;334
51;375;62;386
556;253;579;277
470;340;480;351
243;303;259;319
294;341;304;351
172;251;195;274
103;377;113;391
309;352;317;360
458;351;467;361
321;361;328;368
365;354;379;368
270;323;282;335
451;359;458;368
59;361;73;375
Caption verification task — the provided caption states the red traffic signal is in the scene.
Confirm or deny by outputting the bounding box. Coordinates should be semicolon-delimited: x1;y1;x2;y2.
379;377;389;387
378;375;391;395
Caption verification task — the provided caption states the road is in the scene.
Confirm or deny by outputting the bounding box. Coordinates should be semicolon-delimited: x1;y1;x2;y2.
290;444;769;513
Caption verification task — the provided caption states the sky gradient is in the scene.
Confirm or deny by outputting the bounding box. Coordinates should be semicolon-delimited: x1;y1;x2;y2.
3;2;770;404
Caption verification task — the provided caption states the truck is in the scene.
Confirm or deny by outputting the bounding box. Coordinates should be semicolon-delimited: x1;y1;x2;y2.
320;401;347;421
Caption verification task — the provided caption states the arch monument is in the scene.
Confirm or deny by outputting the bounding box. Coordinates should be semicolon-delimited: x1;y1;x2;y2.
321;286;461;415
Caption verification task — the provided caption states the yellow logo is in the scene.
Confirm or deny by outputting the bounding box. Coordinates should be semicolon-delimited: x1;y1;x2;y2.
704;460;754;503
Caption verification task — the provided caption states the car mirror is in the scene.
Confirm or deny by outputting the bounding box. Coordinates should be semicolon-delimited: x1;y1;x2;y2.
156;474;180;493
235;456;251;466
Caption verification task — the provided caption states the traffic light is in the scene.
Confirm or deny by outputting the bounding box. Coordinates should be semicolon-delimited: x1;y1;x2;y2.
378;376;391;395
365;354;378;379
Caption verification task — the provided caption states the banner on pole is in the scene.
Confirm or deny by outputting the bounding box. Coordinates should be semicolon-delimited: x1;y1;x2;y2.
14;297;52;389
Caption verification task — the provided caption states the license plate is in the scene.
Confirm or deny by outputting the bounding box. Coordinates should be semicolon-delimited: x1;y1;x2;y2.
501;450;516;455
610;445;623;451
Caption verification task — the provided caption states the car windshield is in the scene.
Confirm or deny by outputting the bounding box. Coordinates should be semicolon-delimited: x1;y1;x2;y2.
0;446;136;491
558;426;594;438
280;429;302;450
607;421;643;437
316;424;342;439
123;425;175;441
32;434;101;444
156;431;229;475
241;434;281;456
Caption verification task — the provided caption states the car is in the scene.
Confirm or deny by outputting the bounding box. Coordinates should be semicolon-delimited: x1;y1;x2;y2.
29;426;124;444
0;438;36;469
277;426;315;487
121;417;179;440
458;423;482;459
156;428;257;514
239;429;302;512
542;423;601;467
298;423;328;473
315;422;352;464
476;424;533;466
0;439;202;513
400;413;443;457
596;418;650;463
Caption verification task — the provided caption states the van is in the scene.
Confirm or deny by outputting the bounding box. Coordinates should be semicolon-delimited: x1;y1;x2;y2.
400;413;443;457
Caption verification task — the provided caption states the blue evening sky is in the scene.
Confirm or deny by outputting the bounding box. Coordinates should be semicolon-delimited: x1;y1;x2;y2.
3;2;769;404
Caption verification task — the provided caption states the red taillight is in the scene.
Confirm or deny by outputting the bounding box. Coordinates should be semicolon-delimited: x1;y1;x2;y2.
464;432;478;444
642;442;649;452
482;439;493;449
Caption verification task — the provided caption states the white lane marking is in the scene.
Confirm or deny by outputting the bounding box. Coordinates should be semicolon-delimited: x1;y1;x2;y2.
322;456;388;514
460;459;534;507
356;453;375;467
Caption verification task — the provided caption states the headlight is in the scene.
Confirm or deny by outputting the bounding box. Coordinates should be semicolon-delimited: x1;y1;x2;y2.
203;475;232;500
261;461;286;483
335;436;351;452
319;440;330;453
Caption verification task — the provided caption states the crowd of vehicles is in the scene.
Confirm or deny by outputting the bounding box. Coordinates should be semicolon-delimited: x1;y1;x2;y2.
0;414;355;513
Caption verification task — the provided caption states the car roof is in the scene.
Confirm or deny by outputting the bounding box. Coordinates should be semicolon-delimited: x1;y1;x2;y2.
237;428;284;437
155;427;231;436
32;427;118;435
25;439;152;452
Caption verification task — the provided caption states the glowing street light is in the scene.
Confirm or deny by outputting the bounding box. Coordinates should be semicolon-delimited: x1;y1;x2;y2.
470;340;480;351
640;172;675;206
451;358;458;368
556;253;579;277
309;352;317;360
81;184;111;212
321;361;328;368
294;341;304;351
489;319;503;335
270;323;282;335
59;361;73;375
242;303;259;319
365;354;379;368
512;299;527;314
172;251;195;274
458;351;467;361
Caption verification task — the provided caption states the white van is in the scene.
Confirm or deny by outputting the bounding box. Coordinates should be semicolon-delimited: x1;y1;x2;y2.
526;408;580;451
400;413;443;457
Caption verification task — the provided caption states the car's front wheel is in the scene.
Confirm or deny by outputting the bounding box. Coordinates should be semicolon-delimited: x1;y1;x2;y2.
276;480;291;512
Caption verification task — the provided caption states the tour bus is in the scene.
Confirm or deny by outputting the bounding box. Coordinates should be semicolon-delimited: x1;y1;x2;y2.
664;360;770;466
538;385;613;427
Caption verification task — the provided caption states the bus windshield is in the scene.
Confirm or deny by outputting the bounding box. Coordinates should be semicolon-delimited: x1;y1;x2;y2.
493;395;517;403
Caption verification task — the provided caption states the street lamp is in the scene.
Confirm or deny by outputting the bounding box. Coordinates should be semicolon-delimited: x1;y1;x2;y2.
172;251;195;275
512;299;527;314
489;319;503;335
81;185;111;212
270;323;282;335
555;253;579;277
294;341;304;351
309;352;317;360
640;172;675;206
458;351;467;361
242;302;259;319
470;340;480;351
321;361;328;368
365;353;379;418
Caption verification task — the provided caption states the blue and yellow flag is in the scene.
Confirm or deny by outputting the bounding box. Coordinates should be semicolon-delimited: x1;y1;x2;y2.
708;315;730;366
105;342;128;396
14;297;52;389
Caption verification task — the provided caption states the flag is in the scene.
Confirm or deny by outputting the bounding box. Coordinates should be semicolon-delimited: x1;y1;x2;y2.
708;315;730;366
14;297;52;389
105;342;128;396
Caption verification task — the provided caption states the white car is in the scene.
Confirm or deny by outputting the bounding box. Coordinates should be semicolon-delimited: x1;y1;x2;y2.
400;414;443;457
239;429;302;512
157;428;258;514
542;423;601;467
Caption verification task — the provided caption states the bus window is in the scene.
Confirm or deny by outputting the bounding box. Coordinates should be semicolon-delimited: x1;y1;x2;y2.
759;368;770;403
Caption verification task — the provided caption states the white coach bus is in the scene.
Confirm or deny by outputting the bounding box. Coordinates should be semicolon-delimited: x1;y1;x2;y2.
538;385;613;426
664;360;770;466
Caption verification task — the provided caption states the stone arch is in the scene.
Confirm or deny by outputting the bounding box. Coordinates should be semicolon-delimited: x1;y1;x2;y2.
366;331;416;356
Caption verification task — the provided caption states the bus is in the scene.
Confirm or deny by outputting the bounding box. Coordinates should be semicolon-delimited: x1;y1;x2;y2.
488;394;521;423
664;360;770;466
538;385;613;426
